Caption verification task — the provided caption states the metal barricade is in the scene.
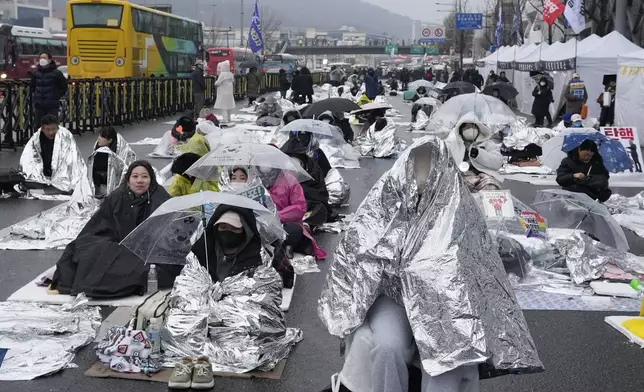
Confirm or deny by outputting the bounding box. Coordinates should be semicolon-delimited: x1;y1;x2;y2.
0;72;328;150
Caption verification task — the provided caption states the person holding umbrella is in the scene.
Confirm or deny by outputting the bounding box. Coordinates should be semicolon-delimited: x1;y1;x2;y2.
556;139;612;202
531;77;554;127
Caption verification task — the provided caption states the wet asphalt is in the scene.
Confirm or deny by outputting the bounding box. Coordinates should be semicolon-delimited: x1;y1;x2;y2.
0;96;643;392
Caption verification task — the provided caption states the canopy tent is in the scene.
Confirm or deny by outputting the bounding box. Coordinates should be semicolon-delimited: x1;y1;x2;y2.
577;31;643;119
616;49;644;144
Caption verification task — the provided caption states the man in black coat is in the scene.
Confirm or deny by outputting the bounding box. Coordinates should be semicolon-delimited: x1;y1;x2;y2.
30;52;67;132
191;60;206;118
531;77;554;127
556;139;612;202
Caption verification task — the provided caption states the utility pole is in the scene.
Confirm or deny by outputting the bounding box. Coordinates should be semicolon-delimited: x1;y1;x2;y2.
458;0;464;68
240;0;244;47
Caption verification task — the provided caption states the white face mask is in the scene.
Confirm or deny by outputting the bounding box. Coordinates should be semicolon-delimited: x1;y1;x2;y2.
540;82;546;86
461;127;479;142
230;182;246;190
39;59;49;67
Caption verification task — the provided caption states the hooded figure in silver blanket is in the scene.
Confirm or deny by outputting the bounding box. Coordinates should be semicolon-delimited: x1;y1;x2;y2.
358;117;403;158
318;136;542;392
444;112;504;192
88;129;136;196
19;121;86;193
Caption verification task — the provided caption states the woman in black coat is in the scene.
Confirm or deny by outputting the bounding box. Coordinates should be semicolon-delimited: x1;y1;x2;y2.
531;77;554;127
292;67;314;104
50;160;181;298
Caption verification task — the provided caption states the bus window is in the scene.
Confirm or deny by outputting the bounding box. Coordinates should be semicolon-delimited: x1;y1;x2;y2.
16;37;33;55
32;38;49;55
71;3;124;28
48;39;65;56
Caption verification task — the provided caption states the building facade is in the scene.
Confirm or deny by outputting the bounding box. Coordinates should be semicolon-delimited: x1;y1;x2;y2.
0;0;52;28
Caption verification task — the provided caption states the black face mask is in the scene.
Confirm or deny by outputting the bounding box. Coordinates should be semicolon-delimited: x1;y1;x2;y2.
216;230;245;249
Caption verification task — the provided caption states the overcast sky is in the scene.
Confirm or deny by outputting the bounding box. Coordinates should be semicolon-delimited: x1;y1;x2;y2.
364;0;487;23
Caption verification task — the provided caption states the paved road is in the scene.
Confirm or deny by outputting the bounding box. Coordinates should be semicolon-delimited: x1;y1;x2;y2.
0;97;642;392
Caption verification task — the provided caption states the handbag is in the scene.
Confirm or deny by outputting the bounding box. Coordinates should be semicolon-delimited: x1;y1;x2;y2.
134;290;170;331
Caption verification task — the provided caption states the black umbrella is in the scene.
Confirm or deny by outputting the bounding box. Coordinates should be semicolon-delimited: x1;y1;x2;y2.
482;82;519;101
442;81;477;96
300;98;361;118
240;60;260;69
530;72;554;89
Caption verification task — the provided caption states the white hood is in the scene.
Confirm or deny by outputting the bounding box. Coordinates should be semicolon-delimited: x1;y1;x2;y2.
217;60;231;75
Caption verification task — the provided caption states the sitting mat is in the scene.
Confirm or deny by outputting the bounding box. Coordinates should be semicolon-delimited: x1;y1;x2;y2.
84;359;286;381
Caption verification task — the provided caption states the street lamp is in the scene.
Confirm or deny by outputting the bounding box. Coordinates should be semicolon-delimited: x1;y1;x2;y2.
227;26;232;48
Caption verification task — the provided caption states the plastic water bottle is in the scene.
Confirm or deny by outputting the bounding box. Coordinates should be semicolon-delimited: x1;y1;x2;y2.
147;317;162;357
147;264;158;294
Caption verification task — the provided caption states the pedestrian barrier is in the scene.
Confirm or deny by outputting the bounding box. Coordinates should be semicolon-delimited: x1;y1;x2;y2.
0;72;329;150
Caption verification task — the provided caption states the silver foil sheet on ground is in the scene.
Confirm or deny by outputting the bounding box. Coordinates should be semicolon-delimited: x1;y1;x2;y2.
162;255;302;373
0;294;101;380
318;136;542;377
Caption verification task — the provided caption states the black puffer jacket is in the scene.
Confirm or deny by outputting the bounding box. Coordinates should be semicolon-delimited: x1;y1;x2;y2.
31;62;67;109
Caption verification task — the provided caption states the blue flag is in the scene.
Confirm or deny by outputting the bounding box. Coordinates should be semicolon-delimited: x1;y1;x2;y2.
248;1;264;53
511;1;523;45
495;6;503;48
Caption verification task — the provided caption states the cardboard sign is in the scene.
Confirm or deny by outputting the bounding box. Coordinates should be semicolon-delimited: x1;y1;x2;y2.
519;211;547;239
600;127;643;171
480;190;515;219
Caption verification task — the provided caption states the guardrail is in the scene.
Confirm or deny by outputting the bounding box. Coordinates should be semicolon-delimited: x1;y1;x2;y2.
0;72;329;150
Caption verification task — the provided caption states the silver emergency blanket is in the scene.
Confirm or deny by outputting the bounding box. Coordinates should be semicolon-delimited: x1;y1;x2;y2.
357;117;405;158
550;229;644;284
410;109;430;132
325;168;350;207
2;177;100;250
162;255;303;372
149;131;186;158
19;126;87;193
318;136;543;377
503;127;555;150
0;294;101;380
319;127;361;169
87;133;137;195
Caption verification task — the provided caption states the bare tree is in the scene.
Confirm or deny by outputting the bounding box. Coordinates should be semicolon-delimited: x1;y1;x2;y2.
259;7;282;53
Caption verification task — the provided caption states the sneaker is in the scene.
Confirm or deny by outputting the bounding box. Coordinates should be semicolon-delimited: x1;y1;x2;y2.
168;357;194;389
191;356;215;390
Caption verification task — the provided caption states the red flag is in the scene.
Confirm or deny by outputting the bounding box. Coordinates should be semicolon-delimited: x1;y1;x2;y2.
543;0;565;26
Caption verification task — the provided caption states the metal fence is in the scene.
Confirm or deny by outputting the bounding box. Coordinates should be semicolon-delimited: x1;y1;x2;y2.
0;72;329;150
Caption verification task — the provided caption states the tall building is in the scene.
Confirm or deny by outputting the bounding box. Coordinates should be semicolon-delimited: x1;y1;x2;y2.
0;0;52;28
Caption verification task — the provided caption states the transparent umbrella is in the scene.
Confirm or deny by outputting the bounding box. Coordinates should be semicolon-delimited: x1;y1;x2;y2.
429;93;518;134
184;143;313;183
280;119;335;137
532;189;629;252
120;192;284;267
408;80;434;91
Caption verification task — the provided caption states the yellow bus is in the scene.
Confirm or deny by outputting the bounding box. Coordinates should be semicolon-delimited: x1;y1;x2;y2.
66;0;204;78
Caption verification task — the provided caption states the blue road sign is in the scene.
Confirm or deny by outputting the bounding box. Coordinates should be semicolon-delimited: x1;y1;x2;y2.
456;13;483;30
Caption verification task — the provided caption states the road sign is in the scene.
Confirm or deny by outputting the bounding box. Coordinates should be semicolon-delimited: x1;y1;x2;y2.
418;24;446;43
426;47;440;55
455;13;483;30
410;45;424;55
384;44;399;55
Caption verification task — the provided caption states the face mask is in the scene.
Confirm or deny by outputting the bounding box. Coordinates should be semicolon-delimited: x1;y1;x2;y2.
572;121;582;128
230;182;246;190
216;230;245;249
461;127;479;142
540;82;546;86
39;59;49;67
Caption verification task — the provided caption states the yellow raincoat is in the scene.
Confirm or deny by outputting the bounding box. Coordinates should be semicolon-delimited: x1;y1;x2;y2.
356;94;372;106
183;133;210;157
168;175;219;197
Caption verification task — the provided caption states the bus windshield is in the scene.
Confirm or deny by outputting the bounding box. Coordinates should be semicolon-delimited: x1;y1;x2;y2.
71;3;123;27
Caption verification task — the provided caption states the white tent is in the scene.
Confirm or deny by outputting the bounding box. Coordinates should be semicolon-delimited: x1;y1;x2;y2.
513;43;550;114
616;49;644;144
577;31;641;119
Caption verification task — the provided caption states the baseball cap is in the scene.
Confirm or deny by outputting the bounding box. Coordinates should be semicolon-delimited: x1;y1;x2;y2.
571;114;582;122
572;73;580;78
214;211;243;229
